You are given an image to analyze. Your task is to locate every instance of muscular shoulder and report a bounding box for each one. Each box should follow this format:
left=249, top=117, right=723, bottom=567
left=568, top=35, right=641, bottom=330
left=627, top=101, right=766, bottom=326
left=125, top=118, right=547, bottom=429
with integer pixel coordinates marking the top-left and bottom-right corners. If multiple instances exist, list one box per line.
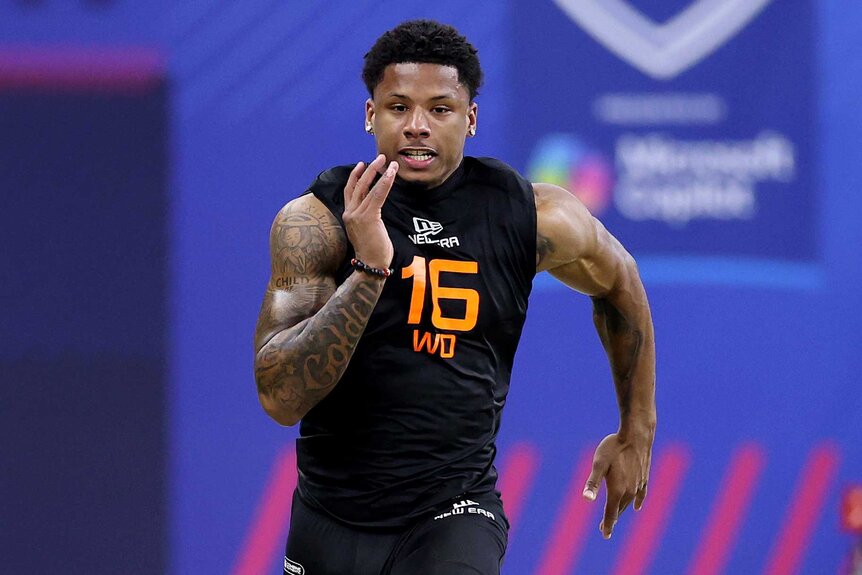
left=534, top=182, right=598, bottom=273
left=269, top=194, right=346, bottom=278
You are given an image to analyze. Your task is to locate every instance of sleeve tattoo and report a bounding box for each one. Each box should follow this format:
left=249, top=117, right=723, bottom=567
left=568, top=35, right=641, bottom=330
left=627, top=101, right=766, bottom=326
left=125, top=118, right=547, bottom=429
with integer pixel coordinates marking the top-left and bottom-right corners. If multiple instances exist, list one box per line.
left=254, top=199, right=385, bottom=422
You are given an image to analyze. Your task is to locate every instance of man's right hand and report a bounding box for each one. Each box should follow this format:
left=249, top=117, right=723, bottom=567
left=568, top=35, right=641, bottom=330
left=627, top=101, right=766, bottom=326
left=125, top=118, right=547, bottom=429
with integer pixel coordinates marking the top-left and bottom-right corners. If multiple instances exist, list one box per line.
left=342, top=154, right=399, bottom=270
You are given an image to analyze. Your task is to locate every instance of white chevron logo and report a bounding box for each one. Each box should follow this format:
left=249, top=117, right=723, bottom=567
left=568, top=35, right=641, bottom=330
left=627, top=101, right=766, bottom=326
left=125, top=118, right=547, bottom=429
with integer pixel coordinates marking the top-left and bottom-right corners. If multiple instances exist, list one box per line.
left=552, top=0, right=774, bottom=79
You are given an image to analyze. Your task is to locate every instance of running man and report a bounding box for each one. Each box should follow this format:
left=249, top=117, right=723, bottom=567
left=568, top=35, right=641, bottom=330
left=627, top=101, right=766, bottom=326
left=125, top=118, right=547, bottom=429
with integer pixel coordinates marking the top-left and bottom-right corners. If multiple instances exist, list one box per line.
left=254, top=19, right=656, bottom=575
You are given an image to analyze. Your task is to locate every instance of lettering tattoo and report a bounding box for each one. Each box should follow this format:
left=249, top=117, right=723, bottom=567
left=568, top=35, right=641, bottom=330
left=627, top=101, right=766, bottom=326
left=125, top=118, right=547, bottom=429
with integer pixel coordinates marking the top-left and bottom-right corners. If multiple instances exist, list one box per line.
left=256, top=277, right=382, bottom=419
left=254, top=197, right=385, bottom=422
left=275, top=276, right=310, bottom=288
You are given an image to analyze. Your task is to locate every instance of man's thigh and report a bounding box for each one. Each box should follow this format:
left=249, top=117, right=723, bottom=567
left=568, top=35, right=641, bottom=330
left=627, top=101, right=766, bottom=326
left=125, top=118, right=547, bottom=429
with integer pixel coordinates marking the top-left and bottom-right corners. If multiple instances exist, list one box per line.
left=386, top=495, right=509, bottom=575
left=284, top=492, right=399, bottom=575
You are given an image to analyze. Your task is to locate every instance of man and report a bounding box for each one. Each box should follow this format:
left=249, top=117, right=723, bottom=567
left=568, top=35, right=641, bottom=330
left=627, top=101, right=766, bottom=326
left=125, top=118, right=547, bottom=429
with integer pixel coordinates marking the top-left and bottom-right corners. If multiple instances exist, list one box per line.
left=254, top=19, right=655, bottom=575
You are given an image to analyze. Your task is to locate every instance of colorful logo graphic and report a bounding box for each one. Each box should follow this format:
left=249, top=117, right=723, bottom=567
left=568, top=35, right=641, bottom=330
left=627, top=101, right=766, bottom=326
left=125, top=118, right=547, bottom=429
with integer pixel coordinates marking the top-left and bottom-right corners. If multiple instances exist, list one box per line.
left=526, top=134, right=614, bottom=215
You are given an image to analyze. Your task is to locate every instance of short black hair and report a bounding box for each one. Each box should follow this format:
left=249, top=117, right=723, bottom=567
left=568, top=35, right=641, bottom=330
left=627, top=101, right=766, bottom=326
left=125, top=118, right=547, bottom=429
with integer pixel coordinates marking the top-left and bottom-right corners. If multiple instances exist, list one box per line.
left=362, top=20, right=484, bottom=101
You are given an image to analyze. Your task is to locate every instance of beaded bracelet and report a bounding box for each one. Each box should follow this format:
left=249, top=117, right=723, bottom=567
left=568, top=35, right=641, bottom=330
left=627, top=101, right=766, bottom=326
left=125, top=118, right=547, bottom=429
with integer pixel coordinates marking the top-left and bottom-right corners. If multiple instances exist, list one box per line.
left=350, top=258, right=392, bottom=278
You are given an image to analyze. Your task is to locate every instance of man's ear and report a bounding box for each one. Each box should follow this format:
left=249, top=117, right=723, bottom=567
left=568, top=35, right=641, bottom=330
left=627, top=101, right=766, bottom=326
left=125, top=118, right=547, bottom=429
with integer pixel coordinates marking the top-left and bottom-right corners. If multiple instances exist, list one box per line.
left=365, top=98, right=375, bottom=132
left=467, top=101, right=478, bottom=136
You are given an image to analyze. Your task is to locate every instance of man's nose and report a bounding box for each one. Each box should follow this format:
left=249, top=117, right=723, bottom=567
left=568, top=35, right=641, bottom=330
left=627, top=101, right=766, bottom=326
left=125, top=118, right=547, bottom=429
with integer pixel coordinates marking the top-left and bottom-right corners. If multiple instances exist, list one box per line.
left=403, top=109, right=430, bottom=139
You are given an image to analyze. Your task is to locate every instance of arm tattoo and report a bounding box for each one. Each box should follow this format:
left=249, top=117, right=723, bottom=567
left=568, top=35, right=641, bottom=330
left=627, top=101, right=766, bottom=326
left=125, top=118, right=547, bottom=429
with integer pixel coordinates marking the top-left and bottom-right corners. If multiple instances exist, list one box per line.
left=272, top=203, right=343, bottom=276
left=536, top=230, right=556, bottom=268
left=255, top=276, right=382, bottom=419
left=254, top=198, right=383, bottom=422
left=592, top=297, right=643, bottom=414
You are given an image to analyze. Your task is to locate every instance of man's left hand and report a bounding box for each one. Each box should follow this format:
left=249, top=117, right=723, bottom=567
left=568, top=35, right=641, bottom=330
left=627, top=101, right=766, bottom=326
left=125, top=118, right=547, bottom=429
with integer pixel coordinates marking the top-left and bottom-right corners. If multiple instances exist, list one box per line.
left=582, top=432, right=653, bottom=539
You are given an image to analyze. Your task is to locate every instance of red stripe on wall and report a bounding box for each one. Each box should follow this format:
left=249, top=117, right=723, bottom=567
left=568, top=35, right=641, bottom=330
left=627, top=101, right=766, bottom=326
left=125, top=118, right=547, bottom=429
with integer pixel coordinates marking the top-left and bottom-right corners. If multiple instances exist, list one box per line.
left=0, top=46, right=163, bottom=92
left=611, top=444, right=690, bottom=575
left=497, top=441, right=540, bottom=539
left=763, top=443, right=841, bottom=575
left=231, top=446, right=298, bottom=575
left=532, top=450, right=597, bottom=575
left=687, top=443, right=766, bottom=575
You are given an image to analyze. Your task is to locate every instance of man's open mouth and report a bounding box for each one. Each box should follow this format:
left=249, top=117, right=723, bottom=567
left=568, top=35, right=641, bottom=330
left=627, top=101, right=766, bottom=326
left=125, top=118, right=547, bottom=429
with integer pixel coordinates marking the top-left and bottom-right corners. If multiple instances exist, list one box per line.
left=400, top=149, right=437, bottom=162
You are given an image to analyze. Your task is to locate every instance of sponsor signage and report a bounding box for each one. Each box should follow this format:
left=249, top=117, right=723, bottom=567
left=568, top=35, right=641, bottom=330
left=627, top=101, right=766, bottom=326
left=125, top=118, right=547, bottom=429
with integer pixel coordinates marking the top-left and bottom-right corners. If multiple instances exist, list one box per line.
left=514, top=0, right=817, bottom=261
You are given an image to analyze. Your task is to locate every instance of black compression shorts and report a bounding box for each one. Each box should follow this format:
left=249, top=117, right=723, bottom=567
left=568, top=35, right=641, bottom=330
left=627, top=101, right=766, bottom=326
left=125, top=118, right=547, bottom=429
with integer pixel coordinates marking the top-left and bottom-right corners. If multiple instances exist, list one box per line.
left=284, top=490, right=509, bottom=575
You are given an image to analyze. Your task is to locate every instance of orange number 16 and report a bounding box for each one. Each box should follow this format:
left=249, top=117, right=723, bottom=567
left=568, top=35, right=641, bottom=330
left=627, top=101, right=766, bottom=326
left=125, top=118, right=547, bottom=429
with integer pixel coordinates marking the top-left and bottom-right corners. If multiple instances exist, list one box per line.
left=401, top=256, right=480, bottom=332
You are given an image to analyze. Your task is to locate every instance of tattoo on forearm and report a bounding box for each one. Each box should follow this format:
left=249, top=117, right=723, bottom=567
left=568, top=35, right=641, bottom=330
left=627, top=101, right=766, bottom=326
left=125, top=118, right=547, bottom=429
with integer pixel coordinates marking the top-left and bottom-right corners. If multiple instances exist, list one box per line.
left=593, top=298, right=643, bottom=411
left=256, top=276, right=382, bottom=418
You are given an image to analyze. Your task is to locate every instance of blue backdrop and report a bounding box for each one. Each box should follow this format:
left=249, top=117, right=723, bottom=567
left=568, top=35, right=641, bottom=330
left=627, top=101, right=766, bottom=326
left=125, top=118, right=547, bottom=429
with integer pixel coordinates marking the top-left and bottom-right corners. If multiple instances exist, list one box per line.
left=2, top=1, right=861, bottom=574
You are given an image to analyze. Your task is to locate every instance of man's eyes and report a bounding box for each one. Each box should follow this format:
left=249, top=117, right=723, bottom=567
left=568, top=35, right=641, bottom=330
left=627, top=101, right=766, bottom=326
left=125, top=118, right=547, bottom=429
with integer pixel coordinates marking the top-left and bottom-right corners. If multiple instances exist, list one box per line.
left=388, top=105, right=452, bottom=113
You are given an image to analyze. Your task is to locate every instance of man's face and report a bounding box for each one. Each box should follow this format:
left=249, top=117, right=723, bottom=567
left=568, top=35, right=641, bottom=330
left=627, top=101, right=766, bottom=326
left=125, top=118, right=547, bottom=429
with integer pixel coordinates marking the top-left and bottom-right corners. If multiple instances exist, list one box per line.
left=366, top=63, right=477, bottom=189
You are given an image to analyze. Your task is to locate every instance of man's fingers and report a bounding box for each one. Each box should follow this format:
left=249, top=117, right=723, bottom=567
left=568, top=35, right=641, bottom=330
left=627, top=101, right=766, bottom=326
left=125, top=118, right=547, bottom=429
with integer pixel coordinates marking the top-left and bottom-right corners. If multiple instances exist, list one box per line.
left=600, top=495, right=621, bottom=539
left=634, top=483, right=648, bottom=511
left=360, top=161, right=398, bottom=211
left=354, top=154, right=387, bottom=206
left=344, top=161, right=365, bottom=210
left=583, top=457, right=610, bottom=502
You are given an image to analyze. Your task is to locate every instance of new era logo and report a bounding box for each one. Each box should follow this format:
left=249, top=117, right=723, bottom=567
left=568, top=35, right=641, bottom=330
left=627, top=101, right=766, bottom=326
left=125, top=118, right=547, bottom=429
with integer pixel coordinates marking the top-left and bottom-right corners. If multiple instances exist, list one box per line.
left=553, top=0, right=774, bottom=79
left=413, top=217, right=443, bottom=236
left=408, top=217, right=460, bottom=248
left=284, top=557, right=304, bottom=575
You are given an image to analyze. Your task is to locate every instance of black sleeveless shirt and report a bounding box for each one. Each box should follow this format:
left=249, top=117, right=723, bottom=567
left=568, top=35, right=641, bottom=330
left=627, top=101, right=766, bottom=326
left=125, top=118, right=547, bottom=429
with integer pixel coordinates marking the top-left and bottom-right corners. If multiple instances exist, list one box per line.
left=298, top=156, right=536, bottom=527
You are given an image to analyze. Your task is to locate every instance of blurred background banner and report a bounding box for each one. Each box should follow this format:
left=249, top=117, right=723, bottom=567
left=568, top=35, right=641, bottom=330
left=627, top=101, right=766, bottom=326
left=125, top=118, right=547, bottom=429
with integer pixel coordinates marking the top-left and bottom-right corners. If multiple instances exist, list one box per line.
left=515, top=0, right=817, bottom=266
left=2, top=1, right=861, bottom=574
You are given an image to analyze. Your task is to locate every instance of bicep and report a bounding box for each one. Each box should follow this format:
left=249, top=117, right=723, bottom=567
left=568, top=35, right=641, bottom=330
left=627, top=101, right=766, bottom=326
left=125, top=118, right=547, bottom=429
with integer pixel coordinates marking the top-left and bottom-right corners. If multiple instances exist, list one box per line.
left=535, top=183, right=631, bottom=297
left=254, top=195, right=346, bottom=351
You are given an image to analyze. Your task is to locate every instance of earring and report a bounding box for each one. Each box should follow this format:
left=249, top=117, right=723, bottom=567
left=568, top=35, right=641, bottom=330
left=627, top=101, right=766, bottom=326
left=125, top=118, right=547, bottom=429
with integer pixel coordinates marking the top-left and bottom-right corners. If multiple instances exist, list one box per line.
left=468, top=126, right=476, bottom=136
left=365, top=124, right=374, bottom=134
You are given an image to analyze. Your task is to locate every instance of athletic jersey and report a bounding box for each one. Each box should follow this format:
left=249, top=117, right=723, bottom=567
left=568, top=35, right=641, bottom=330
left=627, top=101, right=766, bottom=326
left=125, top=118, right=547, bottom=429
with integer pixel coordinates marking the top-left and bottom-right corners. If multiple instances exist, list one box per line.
left=298, top=156, right=536, bottom=527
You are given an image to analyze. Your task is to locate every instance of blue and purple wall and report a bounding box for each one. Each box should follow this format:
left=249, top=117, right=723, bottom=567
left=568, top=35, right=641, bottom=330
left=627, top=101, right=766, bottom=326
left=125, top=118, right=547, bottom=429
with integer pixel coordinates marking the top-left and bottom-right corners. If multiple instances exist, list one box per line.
left=2, top=2, right=860, bottom=573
